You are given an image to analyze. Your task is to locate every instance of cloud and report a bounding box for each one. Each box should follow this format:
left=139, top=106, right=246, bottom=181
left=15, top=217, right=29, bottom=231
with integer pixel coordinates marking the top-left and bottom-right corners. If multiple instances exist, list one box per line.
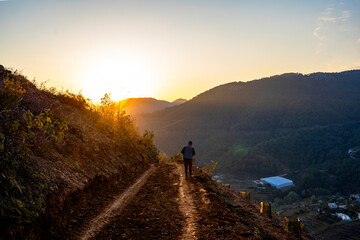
left=313, top=6, right=351, bottom=41
left=313, top=26, right=324, bottom=41
left=357, top=38, right=360, bottom=43
left=319, top=10, right=350, bottom=23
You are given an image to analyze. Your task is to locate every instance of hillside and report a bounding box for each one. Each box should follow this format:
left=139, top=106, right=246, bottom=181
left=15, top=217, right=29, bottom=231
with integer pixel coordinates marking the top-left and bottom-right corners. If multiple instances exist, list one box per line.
left=119, top=97, right=185, bottom=115
left=173, top=98, right=188, bottom=104
left=0, top=65, right=313, bottom=239
left=136, top=70, right=360, bottom=194
left=0, top=65, right=158, bottom=238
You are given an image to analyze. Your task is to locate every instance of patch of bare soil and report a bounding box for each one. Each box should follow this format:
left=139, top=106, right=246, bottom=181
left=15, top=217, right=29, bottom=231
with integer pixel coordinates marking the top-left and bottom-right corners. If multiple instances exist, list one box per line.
left=189, top=168, right=255, bottom=240
left=58, top=164, right=149, bottom=240
left=79, top=165, right=156, bottom=240
left=94, top=163, right=185, bottom=239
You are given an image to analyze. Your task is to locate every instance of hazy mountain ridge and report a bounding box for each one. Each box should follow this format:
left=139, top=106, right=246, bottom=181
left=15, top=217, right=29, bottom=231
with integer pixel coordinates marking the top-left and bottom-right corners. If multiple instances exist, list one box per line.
left=136, top=70, right=360, bottom=193
left=172, top=98, right=188, bottom=104
left=120, top=97, right=186, bottom=115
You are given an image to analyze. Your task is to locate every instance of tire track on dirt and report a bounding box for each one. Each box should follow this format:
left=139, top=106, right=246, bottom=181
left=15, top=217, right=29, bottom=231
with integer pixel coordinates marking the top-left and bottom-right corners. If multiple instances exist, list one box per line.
left=176, top=164, right=198, bottom=239
left=79, top=165, right=156, bottom=240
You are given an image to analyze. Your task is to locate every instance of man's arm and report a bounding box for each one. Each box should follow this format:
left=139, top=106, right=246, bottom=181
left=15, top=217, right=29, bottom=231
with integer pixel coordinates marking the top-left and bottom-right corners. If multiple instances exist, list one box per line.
left=181, top=147, right=185, bottom=155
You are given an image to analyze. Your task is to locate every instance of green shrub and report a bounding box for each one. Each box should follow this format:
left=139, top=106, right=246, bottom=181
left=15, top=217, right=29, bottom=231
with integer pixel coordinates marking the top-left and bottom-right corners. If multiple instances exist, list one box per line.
left=0, top=77, right=26, bottom=110
left=23, top=108, right=68, bottom=143
left=202, top=160, right=218, bottom=177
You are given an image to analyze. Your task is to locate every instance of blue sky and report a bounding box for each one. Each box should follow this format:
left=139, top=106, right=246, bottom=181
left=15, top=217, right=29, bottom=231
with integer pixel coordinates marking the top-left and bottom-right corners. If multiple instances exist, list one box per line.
left=1, top=0, right=359, bottom=101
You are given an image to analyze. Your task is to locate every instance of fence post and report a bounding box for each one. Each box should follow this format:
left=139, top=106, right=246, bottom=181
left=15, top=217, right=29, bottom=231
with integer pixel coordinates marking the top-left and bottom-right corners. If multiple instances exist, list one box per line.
left=260, top=202, right=272, bottom=218
left=240, top=191, right=250, bottom=200
left=284, top=217, right=302, bottom=238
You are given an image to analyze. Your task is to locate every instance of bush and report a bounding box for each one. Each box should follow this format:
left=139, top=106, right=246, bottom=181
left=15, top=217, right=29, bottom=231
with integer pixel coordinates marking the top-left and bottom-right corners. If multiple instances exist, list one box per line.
left=169, top=153, right=183, bottom=162
left=202, top=160, right=218, bottom=177
left=284, top=191, right=299, bottom=204
left=0, top=107, right=67, bottom=223
left=0, top=77, right=26, bottom=110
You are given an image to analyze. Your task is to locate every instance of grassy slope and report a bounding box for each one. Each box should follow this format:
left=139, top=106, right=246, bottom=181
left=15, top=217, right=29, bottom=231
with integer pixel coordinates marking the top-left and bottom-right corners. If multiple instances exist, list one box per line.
left=0, top=65, right=158, bottom=238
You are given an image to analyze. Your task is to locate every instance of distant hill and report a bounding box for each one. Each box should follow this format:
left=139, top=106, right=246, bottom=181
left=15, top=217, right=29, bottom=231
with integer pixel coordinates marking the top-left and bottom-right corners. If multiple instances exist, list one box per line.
left=172, top=98, right=188, bottom=104
left=136, top=70, right=360, bottom=194
left=120, top=97, right=185, bottom=115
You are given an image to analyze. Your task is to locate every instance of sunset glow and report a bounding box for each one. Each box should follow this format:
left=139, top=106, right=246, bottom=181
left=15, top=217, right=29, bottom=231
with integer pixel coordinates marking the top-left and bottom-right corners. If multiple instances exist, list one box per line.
left=0, top=0, right=360, bottom=101
left=79, top=52, right=156, bottom=101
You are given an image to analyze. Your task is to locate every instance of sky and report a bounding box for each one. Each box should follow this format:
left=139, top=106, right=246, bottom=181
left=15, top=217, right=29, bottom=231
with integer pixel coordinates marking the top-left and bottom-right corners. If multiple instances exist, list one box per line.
left=1, top=0, right=360, bottom=102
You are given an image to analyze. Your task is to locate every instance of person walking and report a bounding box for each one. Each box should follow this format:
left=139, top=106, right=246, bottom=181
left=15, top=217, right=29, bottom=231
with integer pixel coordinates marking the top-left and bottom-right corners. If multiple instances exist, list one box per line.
left=181, top=141, right=195, bottom=179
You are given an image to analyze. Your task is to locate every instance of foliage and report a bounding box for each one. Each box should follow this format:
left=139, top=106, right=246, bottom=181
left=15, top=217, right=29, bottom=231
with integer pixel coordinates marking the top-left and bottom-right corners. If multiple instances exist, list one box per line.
left=0, top=77, right=26, bottom=110
left=57, top=90, right=90, bottom=110
left=0, top=75, right=63, bottom=222
left=330, top=157, right=360, bottom=193
left=23, top=109, right=68, bottom=143
left=0, top=107, right=67, bottom=222
left=158, top=152, right=168, bottom=162
left=283, top=191, right=299, bottom=204
left=169, top=153, right=183, bottom=162
left=202, top=160, right=218, bottom=177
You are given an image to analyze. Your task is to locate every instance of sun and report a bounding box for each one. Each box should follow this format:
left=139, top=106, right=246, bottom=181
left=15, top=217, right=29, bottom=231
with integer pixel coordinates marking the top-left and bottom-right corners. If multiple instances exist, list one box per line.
left=80, top=52, right=156, bottom=102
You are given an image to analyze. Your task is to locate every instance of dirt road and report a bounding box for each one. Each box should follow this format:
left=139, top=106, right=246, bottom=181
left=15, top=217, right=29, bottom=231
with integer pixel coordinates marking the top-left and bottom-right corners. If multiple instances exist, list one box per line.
left=67, top=162, right=309, bottom=240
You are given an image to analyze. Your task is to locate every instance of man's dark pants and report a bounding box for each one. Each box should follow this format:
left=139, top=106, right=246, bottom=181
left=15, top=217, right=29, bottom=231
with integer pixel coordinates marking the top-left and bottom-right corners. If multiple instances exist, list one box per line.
left=184, top=158, right=192, bottom=177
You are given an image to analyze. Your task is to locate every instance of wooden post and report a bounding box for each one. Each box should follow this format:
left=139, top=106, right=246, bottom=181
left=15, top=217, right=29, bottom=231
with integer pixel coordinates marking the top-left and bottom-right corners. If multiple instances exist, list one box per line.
left=284, top=217, right=302, bottom=238
left=260, top=202, right=272, bottom=218
left=240, top=191, right=250, bottom=200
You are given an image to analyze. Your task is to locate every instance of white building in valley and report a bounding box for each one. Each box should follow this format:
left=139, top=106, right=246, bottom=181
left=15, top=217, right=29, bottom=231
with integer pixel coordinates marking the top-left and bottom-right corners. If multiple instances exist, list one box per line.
left=335, top=213, right=352, bottom=222
left=260, top=176, right=294, bottom=189
left=328, top=203, right=338, bottom=209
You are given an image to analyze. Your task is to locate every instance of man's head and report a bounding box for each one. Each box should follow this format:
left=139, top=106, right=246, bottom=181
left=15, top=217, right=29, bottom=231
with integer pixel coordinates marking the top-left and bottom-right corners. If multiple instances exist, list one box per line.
left=188, top=141, right=192, bottom=145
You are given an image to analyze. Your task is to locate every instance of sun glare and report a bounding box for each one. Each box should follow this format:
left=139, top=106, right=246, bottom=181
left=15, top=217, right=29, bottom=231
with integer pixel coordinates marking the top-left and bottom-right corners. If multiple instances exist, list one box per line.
left=80, top=53, right=156, bottom=102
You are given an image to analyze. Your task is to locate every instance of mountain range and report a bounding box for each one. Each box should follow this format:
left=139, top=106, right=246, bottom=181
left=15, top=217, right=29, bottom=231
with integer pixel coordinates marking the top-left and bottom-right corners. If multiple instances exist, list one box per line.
left=136, top=70, right=360, bottom=194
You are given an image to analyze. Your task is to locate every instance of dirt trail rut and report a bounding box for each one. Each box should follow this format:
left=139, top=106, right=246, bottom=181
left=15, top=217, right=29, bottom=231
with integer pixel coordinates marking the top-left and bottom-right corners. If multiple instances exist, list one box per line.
left=176, top=164, right=198, bottom=239
left=79, top=165, right=156, bottom=240
left=92, top=163, right=184, bottom=239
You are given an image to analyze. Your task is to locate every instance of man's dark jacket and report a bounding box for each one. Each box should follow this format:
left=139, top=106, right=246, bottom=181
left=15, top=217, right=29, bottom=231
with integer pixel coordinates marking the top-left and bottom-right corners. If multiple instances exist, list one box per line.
left=181, top=145, right=195, bottom=160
